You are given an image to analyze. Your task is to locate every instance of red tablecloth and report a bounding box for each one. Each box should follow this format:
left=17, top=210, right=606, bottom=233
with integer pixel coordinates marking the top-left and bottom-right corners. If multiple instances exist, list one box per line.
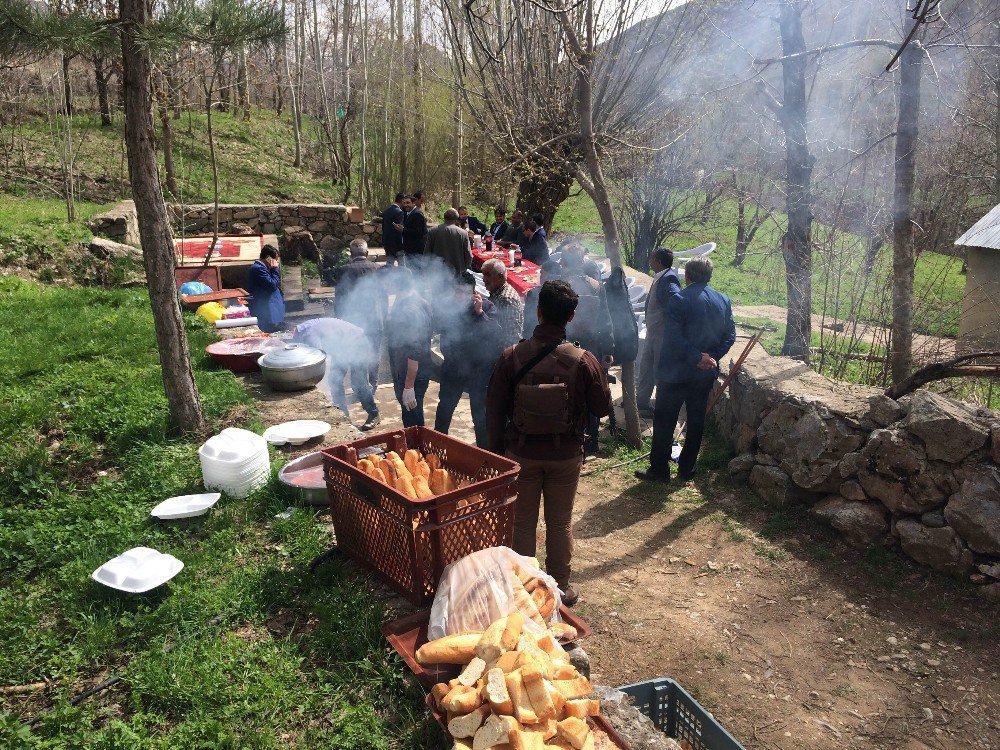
left=471, top=248, right=540, bottom=297
left=175, top=236, right=263, bottom=261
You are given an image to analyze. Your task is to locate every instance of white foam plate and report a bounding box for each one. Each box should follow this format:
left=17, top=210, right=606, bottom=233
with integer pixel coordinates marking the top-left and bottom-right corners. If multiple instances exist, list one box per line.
left=264, top=420, right=331, bottom=446
left=150, top=493, right=221, bottom=520
left=92, top=547, right=184, bottom=593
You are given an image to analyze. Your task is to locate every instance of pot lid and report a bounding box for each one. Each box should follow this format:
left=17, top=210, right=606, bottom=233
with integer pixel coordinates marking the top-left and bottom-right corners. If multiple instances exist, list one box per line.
left=258, top=343, right=326, bottom=369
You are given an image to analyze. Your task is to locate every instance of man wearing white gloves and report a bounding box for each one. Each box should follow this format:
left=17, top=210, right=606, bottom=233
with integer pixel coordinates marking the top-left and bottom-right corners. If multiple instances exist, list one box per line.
left=386, top=268, right=434, bottom=426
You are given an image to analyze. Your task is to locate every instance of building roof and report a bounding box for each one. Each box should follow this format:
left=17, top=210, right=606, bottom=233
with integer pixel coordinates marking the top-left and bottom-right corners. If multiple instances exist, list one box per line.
left=955, top=203, right=1000, bottom=250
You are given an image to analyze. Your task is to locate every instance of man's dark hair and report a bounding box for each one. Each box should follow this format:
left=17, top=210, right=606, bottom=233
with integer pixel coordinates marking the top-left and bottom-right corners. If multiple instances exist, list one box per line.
left=525, top=220, right=539, bottom=232
left=495, top=206, right=507, bottom=215
left=530, top=212, right=545, bottom=226
left=394, top=192, right=405, bottom=202
left=458, top=205, right=468, bottom=212
left=402, top=193, right=414, bottom=202
left=685, top=256, right=714, bottom=284
left=261, top=244, right=279, bottom=260
left=540, top=260, right=562, bottom=277
left=652, top=247, right=674, bottom=268
left=538, top=280, right=578, bottom=327
left=413, top=190, right=425, bottom=201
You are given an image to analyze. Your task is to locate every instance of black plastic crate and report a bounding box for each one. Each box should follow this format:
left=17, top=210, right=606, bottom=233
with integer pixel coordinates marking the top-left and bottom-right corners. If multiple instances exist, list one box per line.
left=619, top=678, right=745, bottom=750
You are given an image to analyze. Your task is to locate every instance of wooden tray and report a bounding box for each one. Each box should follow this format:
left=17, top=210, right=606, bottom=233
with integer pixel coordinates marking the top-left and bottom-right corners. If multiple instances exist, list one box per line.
left=381, top=606, right=592, bottom=690
left=180, top=288, right=248, bottom=307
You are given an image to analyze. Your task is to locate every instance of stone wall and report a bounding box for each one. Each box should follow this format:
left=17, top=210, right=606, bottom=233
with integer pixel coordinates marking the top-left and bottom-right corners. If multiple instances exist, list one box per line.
left=87, top=200, right=140, bottom=247
left=715, top=344, right=1000, bottom=581
left=167, top=203, right=383, bottom=252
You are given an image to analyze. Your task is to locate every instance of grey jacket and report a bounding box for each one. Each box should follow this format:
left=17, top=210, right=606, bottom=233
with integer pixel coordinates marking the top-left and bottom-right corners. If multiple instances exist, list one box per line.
left=425, top=222, right=473, bottom=276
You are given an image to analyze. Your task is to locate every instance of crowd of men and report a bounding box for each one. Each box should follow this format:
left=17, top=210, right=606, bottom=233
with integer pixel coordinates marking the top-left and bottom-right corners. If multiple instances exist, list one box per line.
left=248, top=196, right=736, bottom=606
left=381, top=194, right=553, bottom=270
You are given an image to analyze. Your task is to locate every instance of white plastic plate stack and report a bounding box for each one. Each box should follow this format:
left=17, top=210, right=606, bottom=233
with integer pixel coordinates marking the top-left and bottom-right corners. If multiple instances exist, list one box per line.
left=199, top=427, right=270, bottom=498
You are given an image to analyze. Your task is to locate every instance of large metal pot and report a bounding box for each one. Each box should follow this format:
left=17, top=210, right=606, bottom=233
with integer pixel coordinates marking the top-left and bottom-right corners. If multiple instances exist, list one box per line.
left=257, top=344, right=326, bottom=391
left=278, top=451, right=328, bottom=505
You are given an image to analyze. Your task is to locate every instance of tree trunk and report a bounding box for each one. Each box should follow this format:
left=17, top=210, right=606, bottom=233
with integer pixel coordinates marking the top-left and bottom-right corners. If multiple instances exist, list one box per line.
left=560, top=0, right=641, bottom=449
left=236, top=46, right=251, bottom=122
left=734, top=195, right=748, bottom=266
left=94, top=56, right=112, bottom=126
left=396, top=0, right=408, bottom=189
left=120, top=0, right=204, bottom=435
left=62, top=53, right=74, bottom=116
left=515, top=167, right=573, bottom=230
left=889, top=19, right=922, bottom=385
left=157, top=95, right=177, bottom=196
left=281, top=0, right=302, bottom=168
left=412, top=0, right=425, bottom=186
left=777, top=0, right=814, bottom=361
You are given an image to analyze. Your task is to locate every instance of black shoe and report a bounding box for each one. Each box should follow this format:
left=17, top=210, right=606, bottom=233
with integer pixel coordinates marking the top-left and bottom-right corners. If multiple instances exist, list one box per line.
left=359, top=413, right=381, bottom=432
left=634, top=469, right=670, bottom=483
left=676, top=469, right=696, bottom=481
left=561, top=585, right=579, bottom=607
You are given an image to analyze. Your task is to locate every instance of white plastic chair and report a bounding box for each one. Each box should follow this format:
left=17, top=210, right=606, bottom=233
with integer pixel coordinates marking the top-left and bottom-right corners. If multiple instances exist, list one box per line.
left=628, top=285, right=646, bottom=304
left=673, top=242, right=716, bottom=278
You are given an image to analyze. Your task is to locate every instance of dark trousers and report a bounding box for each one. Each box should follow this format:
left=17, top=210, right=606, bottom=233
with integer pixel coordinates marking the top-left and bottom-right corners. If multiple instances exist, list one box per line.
left=393, top=376, right=430, bottom=427
left=364, top=331, right=382, bottom=390
left=648, top=377, right=712, bottom=478
left=434, top=366, right=489, bottom=447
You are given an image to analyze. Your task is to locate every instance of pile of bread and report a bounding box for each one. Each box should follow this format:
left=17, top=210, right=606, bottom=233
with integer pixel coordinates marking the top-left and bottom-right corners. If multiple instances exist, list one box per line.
left=355, top=449, right=461, bottom=501
left=416, top=611, right=612, bottom=750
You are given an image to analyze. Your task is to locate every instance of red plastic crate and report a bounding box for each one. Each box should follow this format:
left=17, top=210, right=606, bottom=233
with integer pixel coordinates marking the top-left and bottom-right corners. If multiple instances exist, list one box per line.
left=322, top=427, right=520, bottom=605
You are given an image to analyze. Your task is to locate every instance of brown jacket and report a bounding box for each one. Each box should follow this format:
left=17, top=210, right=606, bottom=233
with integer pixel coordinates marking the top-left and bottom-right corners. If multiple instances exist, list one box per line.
left=487, top=322, right=612, bottom=460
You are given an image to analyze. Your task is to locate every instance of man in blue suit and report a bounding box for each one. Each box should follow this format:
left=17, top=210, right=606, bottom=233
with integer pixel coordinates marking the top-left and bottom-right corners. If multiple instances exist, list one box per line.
left=635, top=257, right=735, bottom=482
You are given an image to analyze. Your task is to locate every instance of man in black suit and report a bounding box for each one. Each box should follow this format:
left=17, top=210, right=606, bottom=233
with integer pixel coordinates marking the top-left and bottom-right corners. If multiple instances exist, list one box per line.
left=396, top=192, right=427, bottom=266
left=380, top=192, right=405, bottom=266
left=458, top=206, right=488, bottom=236
left=489, top=208, right=509, bottom=241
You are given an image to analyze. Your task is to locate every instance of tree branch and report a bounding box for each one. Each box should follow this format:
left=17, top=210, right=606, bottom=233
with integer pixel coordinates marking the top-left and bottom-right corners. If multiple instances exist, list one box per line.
left=754, top=38, right=896, bottom=65
left=885, top=351, right=1000, bottom=399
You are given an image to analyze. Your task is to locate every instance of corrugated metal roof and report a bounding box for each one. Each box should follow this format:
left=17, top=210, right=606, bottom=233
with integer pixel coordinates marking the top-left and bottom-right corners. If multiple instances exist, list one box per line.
left=955, top=203, right=1000, bottom=250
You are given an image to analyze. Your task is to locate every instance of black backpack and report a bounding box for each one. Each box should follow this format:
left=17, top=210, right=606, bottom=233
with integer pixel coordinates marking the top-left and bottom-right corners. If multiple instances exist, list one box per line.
left=603, top=266, right=639, bottom=363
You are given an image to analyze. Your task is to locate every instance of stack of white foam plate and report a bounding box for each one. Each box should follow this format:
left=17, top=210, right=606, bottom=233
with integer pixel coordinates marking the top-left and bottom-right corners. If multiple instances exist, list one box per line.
left=262, top=420, right=331, bottom=446
left=199, top=428, right=270, bottom=498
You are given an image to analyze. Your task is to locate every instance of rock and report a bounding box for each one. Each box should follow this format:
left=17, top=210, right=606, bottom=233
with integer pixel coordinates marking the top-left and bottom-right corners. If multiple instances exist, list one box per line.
left=839, top=451, right=864, bottom=478
left=347, top=206, right=365, bottom=223
left=811, top=496, right=888, bottom=547
left=87, top=236, right=142, bottom=260
left=232, top=207, right=256, bottom=220
left=990, top=425, right=1000, bottom=465
left=728, top=453, right=756, bottom=482
left=757, top=400, right=864, bottom=492
left=944, top=468, right=1000, bottom=554
left=858, top=429, right=956, bottom=514
left=749, top=465, right=799, bottom=507
left=920, top=509, right=946, bottom=528
left=869, top=394, right=906, bottom=427
left=979, top=562, right=1000, bottom=579
left=896, top=519, right=973, bottom=574
left=87, top=199, right=140, bottom=245
left=902, top=390, right=989, bottom=463
left=281, top=227, right=318, bottom=265
left=319, top=235, right=342, bottom=253
left=231, top=221, right=255, bottom=235
left=840, top=480, right=866, bottom=501
left=734, top=423, right=757, bottom=454
left=755, top=452, right=779, bottom=466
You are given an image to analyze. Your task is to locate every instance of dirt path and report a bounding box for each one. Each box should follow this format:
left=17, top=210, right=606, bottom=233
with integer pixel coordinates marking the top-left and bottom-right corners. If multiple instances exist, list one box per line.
left=567, top=465, right=998, bottom=750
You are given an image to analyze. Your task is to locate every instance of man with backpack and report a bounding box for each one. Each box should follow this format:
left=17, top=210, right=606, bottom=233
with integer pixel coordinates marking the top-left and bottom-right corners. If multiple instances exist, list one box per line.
left=486, top=280, right=612, bottom=606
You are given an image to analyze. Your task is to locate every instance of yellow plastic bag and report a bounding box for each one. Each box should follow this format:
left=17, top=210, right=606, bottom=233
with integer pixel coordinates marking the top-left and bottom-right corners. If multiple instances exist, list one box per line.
left=196, top=302, right=225, bottom=323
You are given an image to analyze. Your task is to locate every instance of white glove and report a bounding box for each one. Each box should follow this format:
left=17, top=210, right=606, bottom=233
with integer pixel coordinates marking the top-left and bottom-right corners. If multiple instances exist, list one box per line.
left=402, top=387, right=417, bottom=410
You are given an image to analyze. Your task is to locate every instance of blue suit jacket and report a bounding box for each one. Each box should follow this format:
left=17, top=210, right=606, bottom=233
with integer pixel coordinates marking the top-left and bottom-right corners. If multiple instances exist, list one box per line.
left=246, top=260, right=285, bottom=333
left=657, top=281, right=736, bottom=384
left=381, top=203, right=404, bottom=252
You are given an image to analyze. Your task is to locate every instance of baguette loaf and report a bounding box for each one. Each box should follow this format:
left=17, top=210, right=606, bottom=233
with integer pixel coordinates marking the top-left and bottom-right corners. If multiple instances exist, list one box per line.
left=476, top=616, right=508, bottom=663
left=505, top=670, right=538, bottom=725
left=556, top=717, right=589, bottom=749
left=442, top=684, right=482, bottom=714
left=500, top=612, right=525, bottom=651
left=416, top=632, right=483, bottom=665
left=547, top=622, right=577, bottom=642
left=562, top=699, right=600, bottom=719
left=473, top=714, right=516, bottom=750
left=552, top=676, right=592, bottom=700
left=404, top=449, right=422, bottom=475
left=448, top=705, right=490, bottom=738
left=508, top=725, right=545, bottom=750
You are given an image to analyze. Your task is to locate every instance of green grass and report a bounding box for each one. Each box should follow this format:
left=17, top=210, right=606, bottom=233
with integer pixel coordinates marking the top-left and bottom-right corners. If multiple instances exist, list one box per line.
left=0, top=278, right=433, bottom=749
left=554, top=186, right=966, bottom=338
left=5, top=108, right=344, bottom=206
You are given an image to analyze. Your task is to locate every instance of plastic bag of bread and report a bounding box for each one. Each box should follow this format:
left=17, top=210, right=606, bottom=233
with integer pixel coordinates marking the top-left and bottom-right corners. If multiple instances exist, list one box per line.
left=428, top=546, right=563, bottom=640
